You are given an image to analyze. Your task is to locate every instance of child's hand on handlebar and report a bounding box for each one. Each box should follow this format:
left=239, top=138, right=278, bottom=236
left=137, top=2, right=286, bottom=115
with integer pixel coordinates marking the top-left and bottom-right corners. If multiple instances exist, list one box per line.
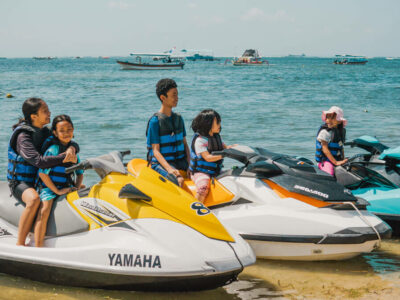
left=336, top=159, right=349, bottom=166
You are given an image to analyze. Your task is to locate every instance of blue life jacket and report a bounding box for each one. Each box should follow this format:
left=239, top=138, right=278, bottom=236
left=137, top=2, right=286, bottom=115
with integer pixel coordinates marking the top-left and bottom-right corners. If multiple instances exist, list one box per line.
left=7, top=124, right=44, bottom=184
left=189, top=133, right=224, bottom=176
left=315, top=124, right=346, bottom=163
left=39, top=142, right=75, bottom=189
left=146, top=112, right=186, bottom=164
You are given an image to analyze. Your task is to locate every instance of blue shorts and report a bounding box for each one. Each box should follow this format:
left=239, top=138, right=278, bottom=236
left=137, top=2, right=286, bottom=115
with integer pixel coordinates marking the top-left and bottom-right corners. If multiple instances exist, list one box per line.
left=39, top=187, right=57, bottom=202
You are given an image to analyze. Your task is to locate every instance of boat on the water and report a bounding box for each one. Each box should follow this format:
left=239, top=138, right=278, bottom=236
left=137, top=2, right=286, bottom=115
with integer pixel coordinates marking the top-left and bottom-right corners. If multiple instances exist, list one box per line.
left=117, top=53, right=184, bottom=70
left=232, top=49, right=268, bottom=66
left=33, top=57, right=57, bottom=60
left=333, top=55, right=368, bottom=65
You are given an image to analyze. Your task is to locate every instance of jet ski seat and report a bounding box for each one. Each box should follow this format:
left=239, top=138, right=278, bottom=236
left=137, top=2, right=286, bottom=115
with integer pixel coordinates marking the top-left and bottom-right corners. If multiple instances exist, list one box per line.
left=335, top=166, right=363, bottom=186
left=127, top=158, right=147, bottom=176
left=182, top=179, right=235, bottom=208
left=127, top=159, right=235, bottom=208
left=0, top=182, right=89, bottom=237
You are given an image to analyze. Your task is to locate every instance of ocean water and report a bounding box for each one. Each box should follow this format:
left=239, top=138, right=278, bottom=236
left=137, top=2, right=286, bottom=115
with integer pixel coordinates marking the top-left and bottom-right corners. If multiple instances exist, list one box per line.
left=1, top=57, right=400, bottom=298
left=1, top=57, right=399, bottom=182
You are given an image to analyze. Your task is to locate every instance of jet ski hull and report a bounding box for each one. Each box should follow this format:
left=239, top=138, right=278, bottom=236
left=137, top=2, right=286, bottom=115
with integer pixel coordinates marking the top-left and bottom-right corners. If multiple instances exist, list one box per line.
left=245, top=240, right=378, bottom=261
left=211, top=176, right=391, bottom=261
left=0, top=217, right=253, bottom=290
left=0, top=258, right=240, bottom=291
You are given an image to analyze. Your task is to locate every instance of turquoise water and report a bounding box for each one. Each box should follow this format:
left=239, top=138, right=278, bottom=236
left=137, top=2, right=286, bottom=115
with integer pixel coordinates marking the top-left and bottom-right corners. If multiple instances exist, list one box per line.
left=1, top=57, right=400, bottom=298
left=1, top=57, right=400, bottom=183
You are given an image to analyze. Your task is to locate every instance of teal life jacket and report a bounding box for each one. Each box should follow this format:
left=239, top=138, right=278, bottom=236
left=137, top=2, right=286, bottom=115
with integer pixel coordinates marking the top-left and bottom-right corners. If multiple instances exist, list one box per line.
left=315, top=124, right=346, bottom=163
left=189, top=133, right=224, bottom=176
left=146, top=112, right=186, bottom=164
left=7, top=124, right=44, bottom=184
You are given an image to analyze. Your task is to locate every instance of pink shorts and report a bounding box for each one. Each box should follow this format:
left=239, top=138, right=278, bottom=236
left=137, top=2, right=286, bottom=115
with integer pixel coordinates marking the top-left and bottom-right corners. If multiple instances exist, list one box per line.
left=318, top=161, right=335, bottom=176
left=191, top=172, right=211, bottom=197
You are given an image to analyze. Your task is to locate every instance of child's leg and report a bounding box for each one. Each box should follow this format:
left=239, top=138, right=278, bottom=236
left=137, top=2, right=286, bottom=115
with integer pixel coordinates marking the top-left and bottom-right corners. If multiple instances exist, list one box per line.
left=34, top=198, right=54, bottom=247
left=318, top=161, right=335, bottom=176
left=191, top=173, right=211, bottom=203
left=34, top=188, right=56, bottom=247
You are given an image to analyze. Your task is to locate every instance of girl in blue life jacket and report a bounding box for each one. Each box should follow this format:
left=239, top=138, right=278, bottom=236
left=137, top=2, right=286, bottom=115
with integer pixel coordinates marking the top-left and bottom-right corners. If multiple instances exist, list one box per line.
left=35, top=115, right=84, bottom=247
left=7, top=98, right=78, bottom=247
left=189, top=109, right=236, bottom=203
left=315, top=106, right=348, bottom=176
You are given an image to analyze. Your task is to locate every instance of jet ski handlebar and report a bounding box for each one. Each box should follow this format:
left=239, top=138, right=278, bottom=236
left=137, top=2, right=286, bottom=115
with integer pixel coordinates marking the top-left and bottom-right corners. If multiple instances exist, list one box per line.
left=212, top=148, right=256, bottom=165
left=65, top=161, right=91, bottom=174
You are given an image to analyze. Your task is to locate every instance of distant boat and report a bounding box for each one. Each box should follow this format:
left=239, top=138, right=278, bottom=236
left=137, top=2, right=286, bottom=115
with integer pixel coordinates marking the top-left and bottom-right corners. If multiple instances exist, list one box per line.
left=288, top=54, right=306, bottom=57
left=232, top=49, right=268, bottom=66
left=183, top=49, right=214, bottom=61
left=333, top=55, right=368, bottom=65
left=33, top=56, right=57, bottom=60
left=386, top=57, right=399, bottom=60
left=117, top=53, right=184, bottom=70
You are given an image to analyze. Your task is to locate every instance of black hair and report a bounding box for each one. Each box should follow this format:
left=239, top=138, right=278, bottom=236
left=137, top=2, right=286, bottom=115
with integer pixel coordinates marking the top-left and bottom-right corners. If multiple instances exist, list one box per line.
left=156, top=78, right=177, bottom=101
left=191, top=109, right=221, bottom=137
left=52, top=114, right=74, bottom=132
left=13, top=97, right=44, bottom=130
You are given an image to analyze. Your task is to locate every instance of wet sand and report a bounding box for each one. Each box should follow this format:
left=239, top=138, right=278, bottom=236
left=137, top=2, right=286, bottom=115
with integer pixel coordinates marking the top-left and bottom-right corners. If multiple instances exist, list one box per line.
left=1, top=240, right=400, bottom=299
left=242, top=239, right=400, bottom=299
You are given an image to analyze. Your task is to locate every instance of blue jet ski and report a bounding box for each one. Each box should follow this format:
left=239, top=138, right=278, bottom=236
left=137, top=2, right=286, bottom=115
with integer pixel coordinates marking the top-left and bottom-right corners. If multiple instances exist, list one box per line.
left=334, top=135, right=400, bottom=234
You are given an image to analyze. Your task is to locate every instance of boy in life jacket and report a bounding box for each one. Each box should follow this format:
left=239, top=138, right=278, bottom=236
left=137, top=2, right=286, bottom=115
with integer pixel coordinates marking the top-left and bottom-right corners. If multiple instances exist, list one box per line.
left=146, top=79, right=190, bottom=186
left=35, top=115, right=84, bottom=247
left=315, top=106, right=348, bottom=176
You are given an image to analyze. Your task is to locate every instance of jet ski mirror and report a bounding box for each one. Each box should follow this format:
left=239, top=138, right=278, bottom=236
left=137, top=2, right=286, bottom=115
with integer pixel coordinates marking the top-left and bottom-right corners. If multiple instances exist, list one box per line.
left=246, top=160, right=282, bottom=175
left=65, top=150, right=129, bottom=179
left=119, top=183, right=152, bottom=202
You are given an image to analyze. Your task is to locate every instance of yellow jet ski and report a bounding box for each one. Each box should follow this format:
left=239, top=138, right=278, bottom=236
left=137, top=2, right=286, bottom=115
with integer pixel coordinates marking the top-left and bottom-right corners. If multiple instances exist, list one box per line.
left=0, top=151, right=255, bottom=291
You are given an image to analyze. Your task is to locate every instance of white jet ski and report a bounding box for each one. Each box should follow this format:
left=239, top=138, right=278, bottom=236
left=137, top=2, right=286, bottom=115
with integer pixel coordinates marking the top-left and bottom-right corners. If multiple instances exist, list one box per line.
left=203, top=146, right=392, bottom=260
left=0, top=151, right=255, bottom=290
left=128, top=146, right=391, bottom=261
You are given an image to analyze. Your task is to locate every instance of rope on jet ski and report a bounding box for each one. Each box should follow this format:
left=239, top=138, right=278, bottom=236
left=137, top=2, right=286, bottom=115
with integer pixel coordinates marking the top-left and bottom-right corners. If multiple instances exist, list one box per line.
left=227, top=242, right=243, bottom=283
left=344, top=201, right=382, bottom=249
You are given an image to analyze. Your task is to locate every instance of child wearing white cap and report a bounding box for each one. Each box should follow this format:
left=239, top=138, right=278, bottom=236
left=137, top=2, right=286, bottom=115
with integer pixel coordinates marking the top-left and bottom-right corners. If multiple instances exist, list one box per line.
left=315, top=106, right=348, bottom=176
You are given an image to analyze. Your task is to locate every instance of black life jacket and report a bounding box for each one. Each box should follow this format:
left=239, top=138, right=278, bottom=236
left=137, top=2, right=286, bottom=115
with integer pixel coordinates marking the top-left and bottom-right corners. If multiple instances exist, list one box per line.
left=315, top=124, right=346, bottom=163
left=189, top=133, right=224, bottom=176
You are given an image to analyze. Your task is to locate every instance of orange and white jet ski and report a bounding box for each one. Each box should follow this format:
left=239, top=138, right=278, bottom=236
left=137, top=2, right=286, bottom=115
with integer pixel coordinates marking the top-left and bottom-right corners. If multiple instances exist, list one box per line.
left=129, top=146, right=391, bottom=261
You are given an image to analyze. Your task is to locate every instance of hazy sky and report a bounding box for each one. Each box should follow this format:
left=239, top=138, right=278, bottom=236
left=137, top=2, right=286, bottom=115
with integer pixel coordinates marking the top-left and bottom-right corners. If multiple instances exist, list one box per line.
left=1, top=0, right=399, bottom=57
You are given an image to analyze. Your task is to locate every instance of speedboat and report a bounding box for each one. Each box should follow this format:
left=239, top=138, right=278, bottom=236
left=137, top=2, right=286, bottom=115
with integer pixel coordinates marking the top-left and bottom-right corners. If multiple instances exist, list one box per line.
left=335, top=135, right=400, bottom=234
left=0, top=151, right=255, bottom=290
left=117, top=53, right=184, bottom=70
left=128, top=146, right=391, bottom=261
left=232, top=49, right=268, bottom=66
